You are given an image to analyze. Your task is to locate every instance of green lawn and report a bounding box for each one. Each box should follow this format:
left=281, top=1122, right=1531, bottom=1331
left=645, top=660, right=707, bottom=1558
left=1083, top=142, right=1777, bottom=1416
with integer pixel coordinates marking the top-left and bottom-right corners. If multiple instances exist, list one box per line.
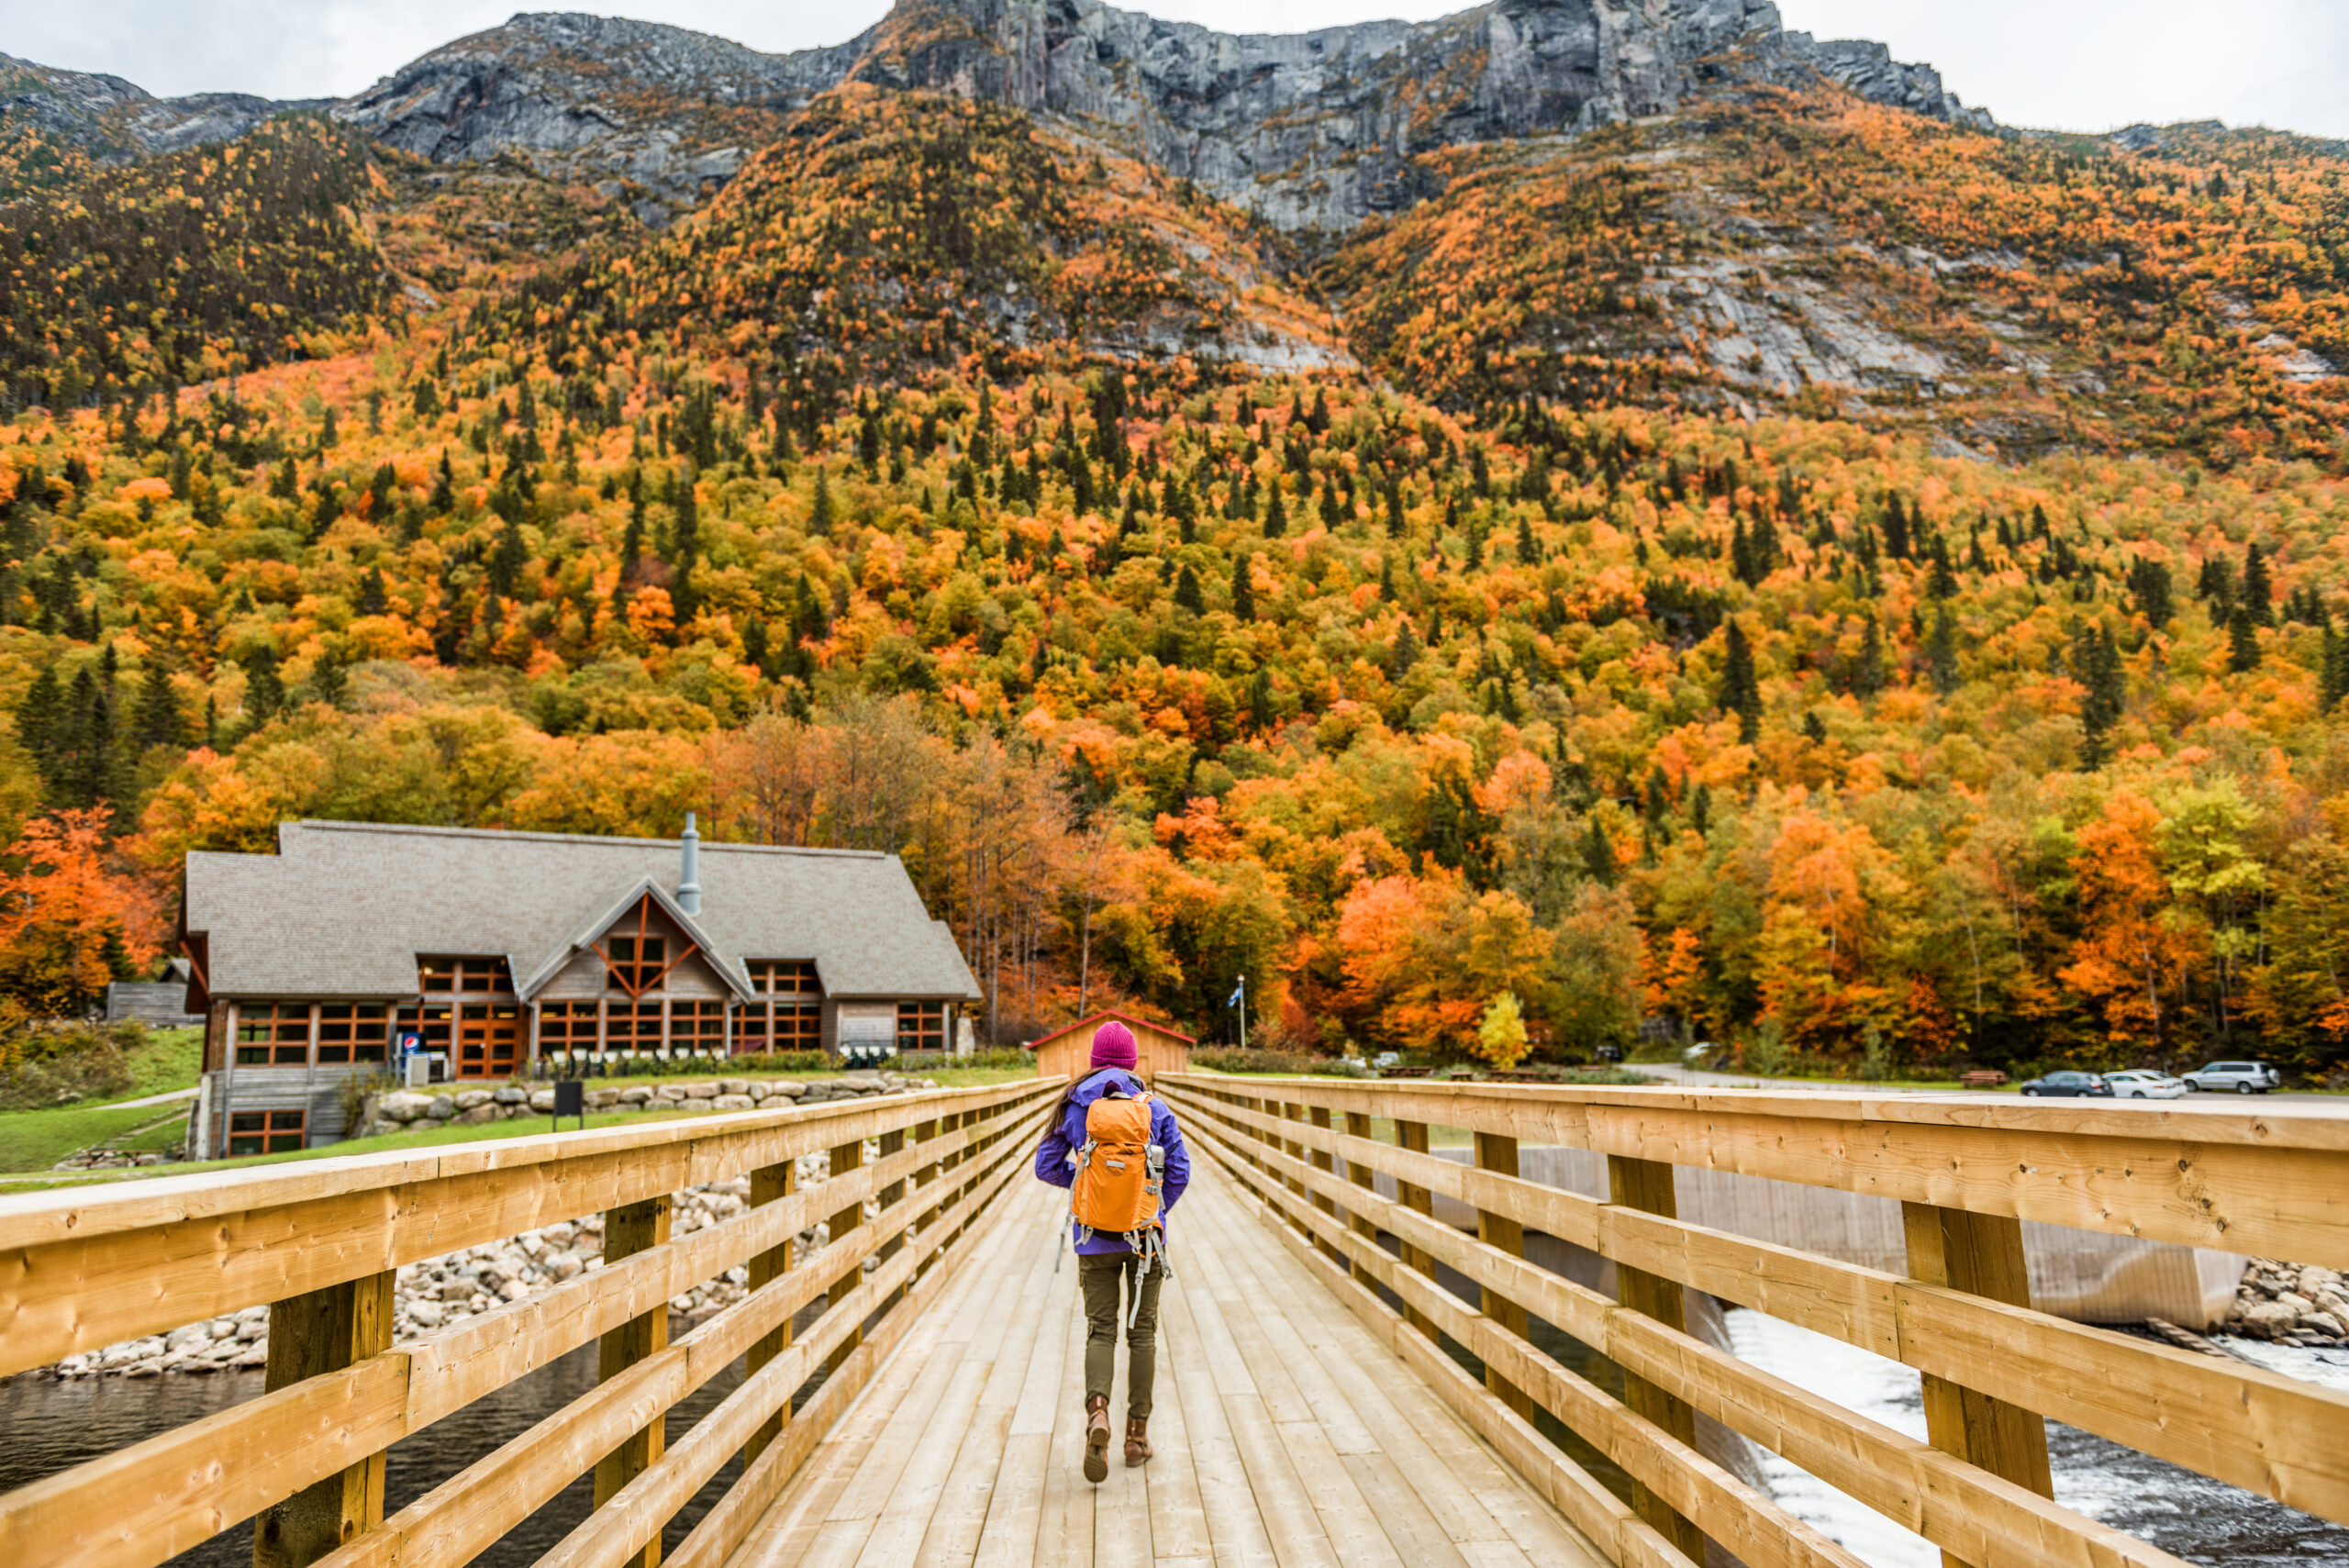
left=118, top=1028, right=205, bottom=1099
left=0, top=1065, right=1050, bottom=1193
left=0, top=1101, right=192, bottom=1175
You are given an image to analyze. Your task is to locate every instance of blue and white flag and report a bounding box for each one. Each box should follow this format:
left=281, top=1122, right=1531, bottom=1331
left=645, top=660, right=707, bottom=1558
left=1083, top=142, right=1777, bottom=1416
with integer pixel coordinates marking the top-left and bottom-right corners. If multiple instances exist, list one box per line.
left=1228, top=982, right=1244, bottom=1007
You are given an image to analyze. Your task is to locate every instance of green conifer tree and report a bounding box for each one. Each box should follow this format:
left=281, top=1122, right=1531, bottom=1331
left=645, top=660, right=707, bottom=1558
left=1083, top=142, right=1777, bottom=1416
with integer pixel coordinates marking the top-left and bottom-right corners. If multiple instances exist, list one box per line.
left=1719, top=618, right=1762, bottom=741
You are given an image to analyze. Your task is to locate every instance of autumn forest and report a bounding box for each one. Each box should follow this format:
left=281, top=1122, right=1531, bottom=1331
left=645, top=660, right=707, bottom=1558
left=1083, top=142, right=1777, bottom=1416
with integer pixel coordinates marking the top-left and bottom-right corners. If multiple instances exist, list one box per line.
left=3, top=65, right=2349, bottom=1083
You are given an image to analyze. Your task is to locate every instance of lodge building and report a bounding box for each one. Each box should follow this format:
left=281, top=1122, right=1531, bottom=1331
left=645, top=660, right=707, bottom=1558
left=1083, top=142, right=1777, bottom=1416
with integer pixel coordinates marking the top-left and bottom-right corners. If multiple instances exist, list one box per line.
left=180, top=818, right=983, bottom=1157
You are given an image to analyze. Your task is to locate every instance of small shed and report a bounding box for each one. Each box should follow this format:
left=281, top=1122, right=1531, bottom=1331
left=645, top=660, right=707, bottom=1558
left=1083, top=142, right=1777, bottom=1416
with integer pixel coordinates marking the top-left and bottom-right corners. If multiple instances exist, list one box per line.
left=1029, top=1010, right=1195, bottom=1083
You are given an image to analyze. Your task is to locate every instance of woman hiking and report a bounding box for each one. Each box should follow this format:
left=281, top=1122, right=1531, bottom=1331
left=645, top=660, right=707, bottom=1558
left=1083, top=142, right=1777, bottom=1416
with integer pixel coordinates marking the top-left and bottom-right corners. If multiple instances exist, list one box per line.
left=1034, top=1018, right=1190, bottom=1484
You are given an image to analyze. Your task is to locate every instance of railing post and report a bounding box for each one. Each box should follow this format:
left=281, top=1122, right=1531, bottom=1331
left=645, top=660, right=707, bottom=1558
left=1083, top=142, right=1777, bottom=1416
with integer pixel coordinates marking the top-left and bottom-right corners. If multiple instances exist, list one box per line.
left=826, top=1134, right=866, bottom=1374
left=1902, top=1201, right=2055, bottom=1568
left=875, top=1127, right=907, bottom=1308
left=595, top=1194, right=673, bottom=1568
left=1394, top=1118, right=1438, bottom=1340
left=1608, top=1154, right=1706, bottom=1562
left=1343, top=1109, right=1379, bottom=1283
left=1472, top=1130, right=1538, bottom=1425
left=251, top=1270, right=394, bottom=1568
left=911, top=1114, right=943, bottom=1275
left=741, top=1157, right=796, bottom=1468
left=1307, top=1104, right=1346, bottom=1264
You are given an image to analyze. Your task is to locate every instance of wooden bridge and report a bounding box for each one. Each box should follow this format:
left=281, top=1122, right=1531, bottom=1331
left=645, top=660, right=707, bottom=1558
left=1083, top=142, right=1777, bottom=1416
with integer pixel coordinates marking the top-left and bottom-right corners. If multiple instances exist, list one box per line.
left=0, top=1072, right=2343, bottom=1568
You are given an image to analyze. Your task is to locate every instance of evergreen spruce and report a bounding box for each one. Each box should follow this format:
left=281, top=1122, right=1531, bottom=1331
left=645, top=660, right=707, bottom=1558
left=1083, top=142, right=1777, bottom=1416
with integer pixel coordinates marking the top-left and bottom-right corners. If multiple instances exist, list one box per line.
left=2228, top=606, right=2263, bottom=673
left=1387, top=618, right=1419, bottom=681
left=2243, top=543, right=2275, bottom=626
left=1264, top=484, right=1287, bottom=539
left=1853, top=616, right=1887, bottom=697
left=1719, top=618, right=1762, bottom=741
left=1927, top=606, right=1959, bottom=695
left=1174, top=564, right=1205, bottom=615
left=2322, top=628, right=2349, bottom=712
left=1230, top=556, right=1255, bottom=622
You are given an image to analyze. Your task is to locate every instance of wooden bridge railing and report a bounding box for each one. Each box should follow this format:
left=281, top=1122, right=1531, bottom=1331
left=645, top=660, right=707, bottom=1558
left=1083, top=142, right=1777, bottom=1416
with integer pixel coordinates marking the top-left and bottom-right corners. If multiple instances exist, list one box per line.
left=1159, top=1073, right=2349, bottom=1568
left=0, top=1075, right=1062, bottom=1568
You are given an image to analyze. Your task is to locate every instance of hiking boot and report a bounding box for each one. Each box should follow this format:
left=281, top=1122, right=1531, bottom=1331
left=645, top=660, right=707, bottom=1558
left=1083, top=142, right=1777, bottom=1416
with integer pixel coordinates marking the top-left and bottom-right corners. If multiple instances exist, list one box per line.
left=1124, top=1417, right=1152, bottom=1467
left=1083, top=1396, right=1112, bottom=1484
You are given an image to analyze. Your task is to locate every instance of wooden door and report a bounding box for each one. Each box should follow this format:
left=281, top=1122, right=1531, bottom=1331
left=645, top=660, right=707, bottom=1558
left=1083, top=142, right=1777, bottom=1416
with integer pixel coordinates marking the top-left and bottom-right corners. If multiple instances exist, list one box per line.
left=457, top=1005, right=523, bottom=1079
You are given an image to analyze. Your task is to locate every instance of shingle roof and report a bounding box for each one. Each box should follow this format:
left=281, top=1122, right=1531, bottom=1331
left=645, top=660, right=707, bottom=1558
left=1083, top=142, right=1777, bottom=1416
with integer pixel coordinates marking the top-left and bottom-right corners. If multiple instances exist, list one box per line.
left=184, top=821, right=983, bottom=1004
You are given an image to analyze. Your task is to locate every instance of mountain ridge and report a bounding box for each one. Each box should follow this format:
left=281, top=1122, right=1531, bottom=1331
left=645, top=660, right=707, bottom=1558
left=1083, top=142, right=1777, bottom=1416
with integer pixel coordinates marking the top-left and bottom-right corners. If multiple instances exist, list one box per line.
left=6, top=1, right=1990, bottom=227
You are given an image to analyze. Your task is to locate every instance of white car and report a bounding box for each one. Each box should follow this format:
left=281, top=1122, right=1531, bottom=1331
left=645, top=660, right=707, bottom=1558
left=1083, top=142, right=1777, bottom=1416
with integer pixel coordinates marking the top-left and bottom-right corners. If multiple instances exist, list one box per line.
left=2102, top=1070, right=2187, bottom=1100
left=2181, top=1061, right=2281, bottom=1095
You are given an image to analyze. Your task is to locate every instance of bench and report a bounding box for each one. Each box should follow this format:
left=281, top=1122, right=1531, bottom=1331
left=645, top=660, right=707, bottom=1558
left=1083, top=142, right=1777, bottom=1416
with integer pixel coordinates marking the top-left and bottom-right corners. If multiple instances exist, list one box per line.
left=1959, top=1069, right=2008, bottom=1087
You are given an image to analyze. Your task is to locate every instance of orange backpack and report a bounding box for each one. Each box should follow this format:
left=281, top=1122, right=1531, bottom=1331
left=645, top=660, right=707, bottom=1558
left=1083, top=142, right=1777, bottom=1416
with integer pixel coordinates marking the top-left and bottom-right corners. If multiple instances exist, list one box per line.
left=1071, top=1089, right=1163, bottom=1237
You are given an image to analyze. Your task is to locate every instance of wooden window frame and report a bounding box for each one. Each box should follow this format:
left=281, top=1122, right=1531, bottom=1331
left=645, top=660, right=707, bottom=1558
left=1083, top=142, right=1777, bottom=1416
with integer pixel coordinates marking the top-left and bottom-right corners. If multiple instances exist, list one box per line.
left=595, top=896, right=698, bottom=998
left=315, top=1004, right=390, bottom=1066
left=417, top=956, right=515, bottom=996
left=748, top=960, right=820, bottom=997
left=896, top=1001, right=946, bottom=1053
left=226, top=1107, right=306, bottom=1156
left=235, top=1004, right=315, bottom=1068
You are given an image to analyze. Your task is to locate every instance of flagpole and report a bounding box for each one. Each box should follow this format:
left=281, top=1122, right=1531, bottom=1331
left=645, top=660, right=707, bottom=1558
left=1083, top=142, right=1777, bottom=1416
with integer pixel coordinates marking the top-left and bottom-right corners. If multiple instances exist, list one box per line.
left=1238, top=974, right=1247, bottom=1051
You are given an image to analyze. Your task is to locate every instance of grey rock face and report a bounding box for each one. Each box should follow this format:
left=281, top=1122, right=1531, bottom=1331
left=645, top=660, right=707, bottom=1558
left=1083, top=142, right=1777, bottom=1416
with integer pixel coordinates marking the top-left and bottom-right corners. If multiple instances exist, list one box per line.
left=838, top=0, right=1992, bottom=228
left=9, top=1, right=1989, bottom=232
left=0, top=52, right=320, bottom=166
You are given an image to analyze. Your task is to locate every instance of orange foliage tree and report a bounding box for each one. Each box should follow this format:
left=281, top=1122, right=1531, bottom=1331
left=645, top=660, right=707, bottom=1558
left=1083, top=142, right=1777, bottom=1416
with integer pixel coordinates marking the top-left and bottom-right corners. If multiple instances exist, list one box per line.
left=0, top=809, right=165, bottom=1018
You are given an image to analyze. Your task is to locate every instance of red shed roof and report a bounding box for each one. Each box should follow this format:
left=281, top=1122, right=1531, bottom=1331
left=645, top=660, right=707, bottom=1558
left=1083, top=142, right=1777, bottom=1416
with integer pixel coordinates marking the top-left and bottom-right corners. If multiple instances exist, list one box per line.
left=1026, top=1009, right=1197, bottom=1051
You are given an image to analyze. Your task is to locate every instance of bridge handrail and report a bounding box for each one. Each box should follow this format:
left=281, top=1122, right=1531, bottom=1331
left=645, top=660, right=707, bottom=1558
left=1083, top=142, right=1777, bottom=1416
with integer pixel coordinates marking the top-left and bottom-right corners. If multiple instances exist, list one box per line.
left=0, top=1076, right=1062, bottom=1568
left=1160, top=1073, right=2347, bottom=1568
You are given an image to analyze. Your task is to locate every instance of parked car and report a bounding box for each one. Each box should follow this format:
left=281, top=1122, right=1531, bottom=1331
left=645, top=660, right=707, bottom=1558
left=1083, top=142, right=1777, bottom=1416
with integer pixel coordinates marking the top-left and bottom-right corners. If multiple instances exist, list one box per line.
left=2102, top=1070, right=2187, bottom=1099
left=2181, top=1061, right=2280, bottom=1094
left=2019, top=1071, right=2114, bottom=1097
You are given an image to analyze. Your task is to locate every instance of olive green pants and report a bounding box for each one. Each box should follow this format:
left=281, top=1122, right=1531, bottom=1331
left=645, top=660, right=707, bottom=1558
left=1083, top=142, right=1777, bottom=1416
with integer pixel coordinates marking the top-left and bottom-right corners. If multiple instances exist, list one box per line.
left=1078, top=1250, right=1164, bottom=1418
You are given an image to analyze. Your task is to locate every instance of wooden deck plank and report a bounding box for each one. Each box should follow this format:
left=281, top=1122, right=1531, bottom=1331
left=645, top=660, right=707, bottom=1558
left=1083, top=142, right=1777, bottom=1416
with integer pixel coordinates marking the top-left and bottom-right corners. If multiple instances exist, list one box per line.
left=917, top=1195, right=1055, bottom=1568
left=1207, top=1182, right=1537, bottom=1549
left=1156, top=1254, right=1283, bottom=1568
left=723, top=1182, right=1019, bottom=1568
left=969, top=1193, right=1077, bottom=1568
left=1138, top=1265, right=1215, bottom=1565
left=1031, top=1283, right=1096, bottom=1568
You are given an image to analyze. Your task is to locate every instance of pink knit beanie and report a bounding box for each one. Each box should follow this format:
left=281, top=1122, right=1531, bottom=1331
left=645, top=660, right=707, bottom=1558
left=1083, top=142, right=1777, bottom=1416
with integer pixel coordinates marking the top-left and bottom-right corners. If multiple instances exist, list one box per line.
left=1090, top=1020, right=1139, bottom=1071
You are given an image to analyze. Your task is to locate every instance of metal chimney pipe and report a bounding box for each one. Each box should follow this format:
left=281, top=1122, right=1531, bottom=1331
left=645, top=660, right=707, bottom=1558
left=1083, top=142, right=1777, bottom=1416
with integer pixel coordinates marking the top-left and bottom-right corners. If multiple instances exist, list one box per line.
left=678, top=812, right=703, bottom=916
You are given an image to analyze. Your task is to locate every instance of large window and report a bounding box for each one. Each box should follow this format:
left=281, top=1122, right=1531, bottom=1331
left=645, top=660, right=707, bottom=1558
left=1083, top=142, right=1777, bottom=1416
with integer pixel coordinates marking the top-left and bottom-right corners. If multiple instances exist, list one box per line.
left=540, top=1002, right=599, bottom=1057
left=418, top=957, right=514, bottom=995
left=227, top=1108, right=306, bottom=1155
left=605, top=934, right=668, bottom=994
left=773, top=1002, right=820, bottom=1050
left=674, top=1000, right=726, bottom=1054
left=607, top=1000, right=664, bottom=1051
left=896, top=1002, right=946, bottom=1053
left=316, top=1005, right=389, bottom=1065
left=236, top=1005, right=312, bottom=1066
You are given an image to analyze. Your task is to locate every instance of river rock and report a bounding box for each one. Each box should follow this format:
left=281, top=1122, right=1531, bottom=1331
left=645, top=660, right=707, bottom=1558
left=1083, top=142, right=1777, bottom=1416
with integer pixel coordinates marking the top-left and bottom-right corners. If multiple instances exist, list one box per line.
left=453, top=1090, right=494, bottom=1111
left=380, top=1092, right=436, bottom=1122
left=424, top=1095, right=460, bottom=1120
left=683, top=1082, right=718, bottom=1100
left=618, top=1086, right=653, bottom=1105
left=493, top=1085, right=529, bottom=1105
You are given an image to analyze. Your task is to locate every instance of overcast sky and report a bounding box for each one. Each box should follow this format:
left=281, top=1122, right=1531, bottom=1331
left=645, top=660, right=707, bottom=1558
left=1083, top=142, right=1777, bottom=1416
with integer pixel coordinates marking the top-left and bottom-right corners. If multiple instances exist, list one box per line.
left=6, top=0, right=2346, bottom=139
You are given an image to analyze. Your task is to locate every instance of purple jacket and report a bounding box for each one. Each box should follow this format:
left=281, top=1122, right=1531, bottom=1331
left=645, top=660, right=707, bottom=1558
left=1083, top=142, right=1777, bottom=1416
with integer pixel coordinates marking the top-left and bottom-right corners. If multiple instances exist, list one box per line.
left=1033, top=1068, right=1191, bottom=1254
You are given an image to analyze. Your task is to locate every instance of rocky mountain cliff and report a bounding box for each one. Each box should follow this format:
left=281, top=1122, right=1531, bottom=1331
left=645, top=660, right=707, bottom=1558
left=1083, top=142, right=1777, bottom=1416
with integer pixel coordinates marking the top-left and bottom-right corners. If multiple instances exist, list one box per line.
left=7, top=1, right=1989, bottom=227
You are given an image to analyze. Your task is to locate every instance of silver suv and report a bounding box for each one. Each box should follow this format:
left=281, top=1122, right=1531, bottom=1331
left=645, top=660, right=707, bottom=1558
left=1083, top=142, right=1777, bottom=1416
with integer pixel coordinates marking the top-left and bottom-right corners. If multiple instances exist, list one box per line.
left=2181, top=1060, right=2280, bottom=1095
